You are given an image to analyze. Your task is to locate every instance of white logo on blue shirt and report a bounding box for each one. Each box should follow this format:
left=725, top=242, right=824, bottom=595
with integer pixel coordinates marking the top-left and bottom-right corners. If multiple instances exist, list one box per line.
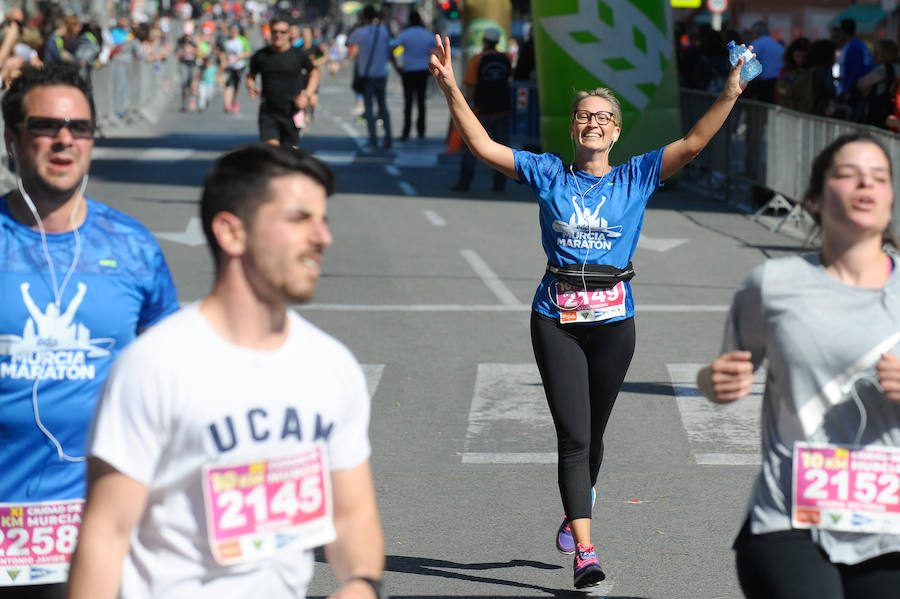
left=552, top=197, right=623, bottom=250
left=0, top=282, right=115, bottom=381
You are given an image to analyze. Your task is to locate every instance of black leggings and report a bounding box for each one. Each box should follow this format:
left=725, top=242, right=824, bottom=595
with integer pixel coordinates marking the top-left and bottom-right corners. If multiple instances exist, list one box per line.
left=734, top=519, right=900, bottom=599
left=530, top=313, right=635, bottom=520
left=1, top=583, right=66, bottom=598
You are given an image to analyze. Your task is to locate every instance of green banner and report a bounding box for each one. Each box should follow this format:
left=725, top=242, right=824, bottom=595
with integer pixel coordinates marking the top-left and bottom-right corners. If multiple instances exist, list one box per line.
left=462, top=0, right=512, bottom=61
left=532, top=0, right=681, bottom=164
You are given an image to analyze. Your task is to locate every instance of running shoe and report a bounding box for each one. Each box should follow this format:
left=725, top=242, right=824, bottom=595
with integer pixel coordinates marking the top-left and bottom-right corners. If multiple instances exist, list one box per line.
left=555, top=488, right=596, bottom=554
left=573, top=543, right=605, bottom=588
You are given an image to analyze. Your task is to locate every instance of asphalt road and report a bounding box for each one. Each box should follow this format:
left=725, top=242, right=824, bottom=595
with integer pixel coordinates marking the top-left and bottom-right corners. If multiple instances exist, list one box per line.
left=33, top=64, right=813, bottom=599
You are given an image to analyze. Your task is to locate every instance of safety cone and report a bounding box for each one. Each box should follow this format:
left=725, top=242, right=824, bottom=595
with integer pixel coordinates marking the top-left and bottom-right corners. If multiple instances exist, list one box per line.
left=444, top=120, right=463, bottom=154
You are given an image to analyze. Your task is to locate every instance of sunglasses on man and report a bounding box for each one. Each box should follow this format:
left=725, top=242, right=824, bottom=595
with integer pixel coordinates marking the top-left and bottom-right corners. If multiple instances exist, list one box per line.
left=20, top=116, right=95, bottom=139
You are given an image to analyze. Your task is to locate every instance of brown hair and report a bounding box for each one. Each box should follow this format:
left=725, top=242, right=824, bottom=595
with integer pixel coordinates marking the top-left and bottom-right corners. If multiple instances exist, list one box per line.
left=802, top=133, right=897, bottom=248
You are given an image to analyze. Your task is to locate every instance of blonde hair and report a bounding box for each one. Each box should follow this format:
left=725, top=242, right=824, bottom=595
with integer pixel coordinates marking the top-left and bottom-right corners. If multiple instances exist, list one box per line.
left=571, top=88, right=622, bottom=127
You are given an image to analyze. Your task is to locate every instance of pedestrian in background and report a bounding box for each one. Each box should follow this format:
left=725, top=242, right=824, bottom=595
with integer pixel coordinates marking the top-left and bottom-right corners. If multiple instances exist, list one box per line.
left=857, top=39, right=899, bottom=129
left=834, top=18, right=874, bottom=121
left=393, top=10, right=436, bottom=142
left=746, top=20, right=783, bottom=103
left=348, top=4, right=393, bottom=150
left=450, top=28, right=511, bottom=193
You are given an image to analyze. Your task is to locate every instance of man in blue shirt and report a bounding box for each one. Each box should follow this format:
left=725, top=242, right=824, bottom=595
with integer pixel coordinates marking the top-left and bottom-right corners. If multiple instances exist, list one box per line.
left=835, top=18, right=874, bottom=119
left=748, top=21, right=784, bottom=103
left=0, top=63, right=178, bottom=598
left=393, top=10, right=437, bottom=142
left=348, top=4, right=393, bottom=149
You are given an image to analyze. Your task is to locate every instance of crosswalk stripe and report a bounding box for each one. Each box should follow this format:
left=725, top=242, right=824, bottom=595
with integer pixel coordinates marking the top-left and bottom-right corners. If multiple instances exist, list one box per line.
left=459, top=250, right=519, bottom=306
left=667, top=363, right=763, bottom=466
left=91, top=147, right=220, bottom=162
left=462, top=363, right=555, bottom=464
left=91, top=146, right=444, bottom=169
left=137, top=148, right=195, bottom=161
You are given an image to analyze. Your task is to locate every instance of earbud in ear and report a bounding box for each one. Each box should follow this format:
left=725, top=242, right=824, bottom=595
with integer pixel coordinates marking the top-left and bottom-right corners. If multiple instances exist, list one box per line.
left=9, top=141, right=16, bottom=160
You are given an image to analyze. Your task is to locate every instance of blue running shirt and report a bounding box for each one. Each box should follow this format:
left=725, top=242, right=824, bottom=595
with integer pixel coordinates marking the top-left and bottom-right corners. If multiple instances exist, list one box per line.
left=514, top=148, right=664, bottom=323
left=0, top=194, right=179, bottom=502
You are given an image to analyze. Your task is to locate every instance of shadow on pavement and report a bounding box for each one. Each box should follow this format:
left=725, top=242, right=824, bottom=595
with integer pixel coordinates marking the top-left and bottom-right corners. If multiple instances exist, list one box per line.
left=619, top=381, right=676, bottom=397
left=310, top=552, right=656, bottom=597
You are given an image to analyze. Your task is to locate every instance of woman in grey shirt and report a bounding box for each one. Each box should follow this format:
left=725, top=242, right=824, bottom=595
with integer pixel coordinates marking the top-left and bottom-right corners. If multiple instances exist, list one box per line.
left=698, top=133, right=900, bottom=598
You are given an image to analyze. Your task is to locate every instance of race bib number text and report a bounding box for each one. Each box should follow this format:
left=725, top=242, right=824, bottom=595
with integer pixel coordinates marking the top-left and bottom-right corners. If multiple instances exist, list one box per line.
left=203, top=444, right=336, bottom=565
left=792, top=443, right=900, bottom=534
left=0, top=500, right=82, bottom=586
left=557, top=281, right=627, bottom=323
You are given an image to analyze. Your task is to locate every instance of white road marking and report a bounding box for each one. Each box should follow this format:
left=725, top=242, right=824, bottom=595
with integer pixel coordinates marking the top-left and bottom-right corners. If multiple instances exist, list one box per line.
left=337, top=121, right=365, bottom=150
left=297, top=303, right=728, bottom=312
left=339, top=121, right=361, bottom=139
left=462, top=452, right=556, bottom=464
left=462, top=364, right=555, bottom=464
left=584, top=579, right=616, bottom=596
left=137, top=148, right=194, bottom=161
left=361, top=364, right=385, bottom=399
left=638, top=235, right=688, bottom=252
left=384, top=165, right=401, bottom=176
left=91, top=148, right=219, bottom=161
left=459, top=249, right=519, bottom=306
left=314, top=150, right=357, bottom=165
left=398, top=181, right=417, bottom=196
left=667, top=363, right=763, bottom=466
left=154, top=217, right=206, bottom=247
left=422, top=210, right=446, bottom=227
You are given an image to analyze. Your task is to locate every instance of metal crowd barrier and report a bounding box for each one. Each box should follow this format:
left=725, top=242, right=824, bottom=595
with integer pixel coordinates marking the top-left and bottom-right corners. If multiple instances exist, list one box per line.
left=509, top=80, right=540, bottom=148
left=92, top=54, right=177, bottom=135
left=0, top=54, right=177, bottom=182
left=680, top=88, right=900, bottom=234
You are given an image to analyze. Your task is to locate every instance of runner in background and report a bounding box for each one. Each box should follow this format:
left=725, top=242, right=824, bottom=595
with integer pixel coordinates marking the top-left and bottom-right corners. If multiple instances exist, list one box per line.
left=300, top=26, right=326, bottom=124
left=67, top=144, right=386, bottom=599
left=176, top=21, right=200, bottom=112
left=0, top=63, right=178, bottom=599
left=430, top=34, right=748, bottom=588
left=246, top=15, right=319, bottom=147
left=221, top=23, right=250, bottom=114
left=697, top=133, right=900, bottom=599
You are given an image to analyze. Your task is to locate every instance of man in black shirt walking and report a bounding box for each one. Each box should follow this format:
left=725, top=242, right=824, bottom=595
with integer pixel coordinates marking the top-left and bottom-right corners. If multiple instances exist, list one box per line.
left=246, top=16, right=320, bottom=147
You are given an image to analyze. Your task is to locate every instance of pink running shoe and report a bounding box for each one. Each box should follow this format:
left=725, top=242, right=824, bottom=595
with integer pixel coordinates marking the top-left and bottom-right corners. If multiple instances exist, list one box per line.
left=573, top=543, right=605, bottom=588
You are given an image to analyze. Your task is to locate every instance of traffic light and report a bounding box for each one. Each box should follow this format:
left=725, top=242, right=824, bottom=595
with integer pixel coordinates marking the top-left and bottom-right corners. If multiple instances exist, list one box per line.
left=440, top=0, right=459, bottom=19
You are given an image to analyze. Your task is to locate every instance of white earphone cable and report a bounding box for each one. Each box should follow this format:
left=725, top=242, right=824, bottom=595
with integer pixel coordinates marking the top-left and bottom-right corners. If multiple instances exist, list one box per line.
left=547, top=164, right=605, bottom=312
left=16, top=173, right=89, bottom=463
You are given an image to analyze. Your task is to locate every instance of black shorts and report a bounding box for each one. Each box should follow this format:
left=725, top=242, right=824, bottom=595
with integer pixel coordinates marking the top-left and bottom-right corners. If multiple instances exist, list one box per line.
left=258, top=108, right=298, bottom=147
left=225, top=67, right=244, bottom=90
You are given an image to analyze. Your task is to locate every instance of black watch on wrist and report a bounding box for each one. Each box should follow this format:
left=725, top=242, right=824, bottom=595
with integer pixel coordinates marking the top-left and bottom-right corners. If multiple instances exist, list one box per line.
left=348, top=576, right=388, bottom=599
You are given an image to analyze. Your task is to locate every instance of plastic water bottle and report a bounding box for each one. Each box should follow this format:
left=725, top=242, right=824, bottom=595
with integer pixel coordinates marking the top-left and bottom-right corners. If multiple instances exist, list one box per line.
left=727, top=40, right=762, bottom=82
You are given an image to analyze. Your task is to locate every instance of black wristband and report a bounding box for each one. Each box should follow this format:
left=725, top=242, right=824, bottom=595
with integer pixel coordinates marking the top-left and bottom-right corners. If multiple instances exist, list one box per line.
left=347, top=576, right=388, bottom=599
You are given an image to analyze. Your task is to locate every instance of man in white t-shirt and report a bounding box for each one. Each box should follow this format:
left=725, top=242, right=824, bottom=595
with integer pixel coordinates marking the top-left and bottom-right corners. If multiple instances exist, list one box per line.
left=67, top=144, right=387, bottom=599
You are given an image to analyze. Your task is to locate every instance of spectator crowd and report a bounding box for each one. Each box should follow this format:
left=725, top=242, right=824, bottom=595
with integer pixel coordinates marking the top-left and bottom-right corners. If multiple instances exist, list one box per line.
left=676, top=17, right=900, bottom=133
